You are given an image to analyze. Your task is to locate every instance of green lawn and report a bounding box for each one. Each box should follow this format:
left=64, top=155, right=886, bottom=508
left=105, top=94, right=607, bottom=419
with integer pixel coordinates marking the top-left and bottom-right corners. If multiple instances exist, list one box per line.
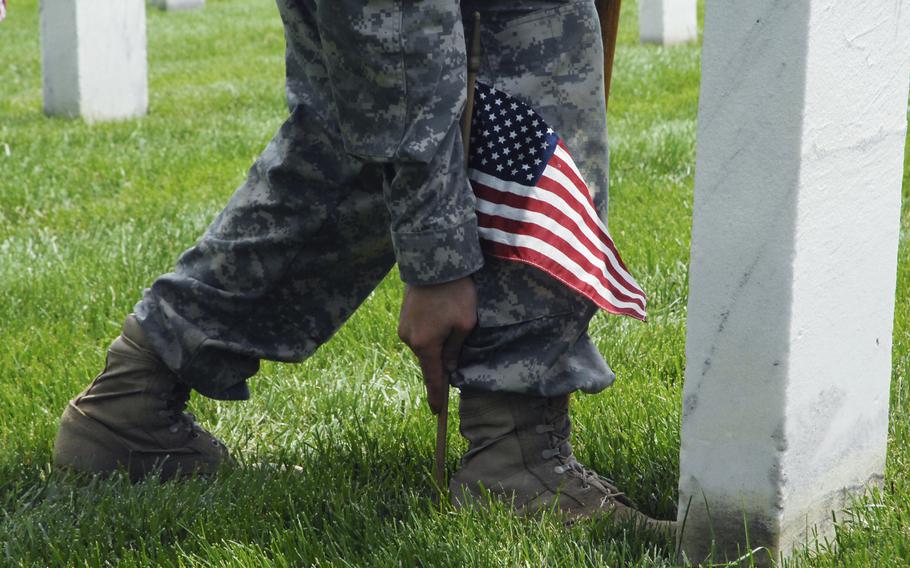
left=1, top=0, right=908, bottom=566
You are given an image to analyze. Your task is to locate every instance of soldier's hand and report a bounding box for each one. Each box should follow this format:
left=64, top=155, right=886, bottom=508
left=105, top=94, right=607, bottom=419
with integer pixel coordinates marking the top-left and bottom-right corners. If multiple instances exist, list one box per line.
left=398, top=276, right=477, bottom=415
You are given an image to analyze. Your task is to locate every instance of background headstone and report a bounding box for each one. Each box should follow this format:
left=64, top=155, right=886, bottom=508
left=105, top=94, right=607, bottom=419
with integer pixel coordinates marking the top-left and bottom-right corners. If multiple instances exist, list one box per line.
left=677, top=0, right=910, bottom=564
left=40, top=0, right=148, bottom=121
left=152, top=0, right=204, bottom=11
left=639, top=0, right=697, bottom=46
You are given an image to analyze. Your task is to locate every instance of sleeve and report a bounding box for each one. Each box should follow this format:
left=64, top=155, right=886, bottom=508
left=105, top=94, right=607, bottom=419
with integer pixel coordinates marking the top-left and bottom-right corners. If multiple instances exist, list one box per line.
left=385, top=122, right=484, bottom=286
left=318, top=0, right=484, bottom=285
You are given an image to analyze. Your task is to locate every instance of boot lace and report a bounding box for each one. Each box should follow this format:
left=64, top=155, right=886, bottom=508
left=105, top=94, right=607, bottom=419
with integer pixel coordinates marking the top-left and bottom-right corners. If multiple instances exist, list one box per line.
left=158, top=385, right=208, bottom=441
left=536, top=398, right=622, bottom=496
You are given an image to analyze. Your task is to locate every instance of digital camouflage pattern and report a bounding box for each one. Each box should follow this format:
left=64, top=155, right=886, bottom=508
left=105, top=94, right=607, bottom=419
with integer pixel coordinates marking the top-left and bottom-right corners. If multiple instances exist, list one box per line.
left=134, top=0, right=617, bottom=401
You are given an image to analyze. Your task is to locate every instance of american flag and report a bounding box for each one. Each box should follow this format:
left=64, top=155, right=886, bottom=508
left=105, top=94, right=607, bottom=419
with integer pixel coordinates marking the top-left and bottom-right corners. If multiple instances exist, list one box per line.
left=468, top=82, right=647, bottom=320
left=0, top=0, right=6, bottom=23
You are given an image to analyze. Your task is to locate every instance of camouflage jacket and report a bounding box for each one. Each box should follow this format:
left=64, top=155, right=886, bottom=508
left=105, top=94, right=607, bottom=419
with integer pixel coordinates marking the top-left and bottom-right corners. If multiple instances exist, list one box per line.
left=287, top=0, right=484, bottom=285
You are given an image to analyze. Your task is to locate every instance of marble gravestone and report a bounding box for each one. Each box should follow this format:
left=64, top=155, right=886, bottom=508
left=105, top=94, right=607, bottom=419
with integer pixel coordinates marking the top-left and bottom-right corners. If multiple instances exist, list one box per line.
left=40, top=0, right=148, bottom=121
left=152, top=0, right=204, bottom=11
left=677, top=0, right=910, bottom=565
left=639, top=0, right=697, bottom=46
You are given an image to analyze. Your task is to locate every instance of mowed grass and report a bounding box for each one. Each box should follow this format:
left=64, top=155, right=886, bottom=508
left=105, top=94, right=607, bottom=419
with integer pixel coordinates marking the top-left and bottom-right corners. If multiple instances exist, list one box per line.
left=1, top=0, right=909, bottom=566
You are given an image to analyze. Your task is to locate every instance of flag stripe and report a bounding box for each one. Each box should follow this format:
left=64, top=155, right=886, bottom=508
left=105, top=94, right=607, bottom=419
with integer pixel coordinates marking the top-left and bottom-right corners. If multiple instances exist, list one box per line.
left=469, top=169, right=644, bottom=298
left=547, top=150, right=636, bottom=277
left=476, top=209, right=646, bottom=310
left=473, top=187, right=646, bottom=306
left=480, top=237, right=647, bottom=320
left=476, top=224, right=647, bottom=317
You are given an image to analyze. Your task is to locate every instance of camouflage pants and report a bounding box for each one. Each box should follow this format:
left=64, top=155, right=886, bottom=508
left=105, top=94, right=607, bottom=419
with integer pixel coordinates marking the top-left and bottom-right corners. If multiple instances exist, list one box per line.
left=134, top=0, right=617, bottom=401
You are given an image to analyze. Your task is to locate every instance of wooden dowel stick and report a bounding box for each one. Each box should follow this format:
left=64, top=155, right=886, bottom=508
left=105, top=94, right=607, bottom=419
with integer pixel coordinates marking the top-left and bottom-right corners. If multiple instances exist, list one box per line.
left=434, top=11, right=482, bottom=495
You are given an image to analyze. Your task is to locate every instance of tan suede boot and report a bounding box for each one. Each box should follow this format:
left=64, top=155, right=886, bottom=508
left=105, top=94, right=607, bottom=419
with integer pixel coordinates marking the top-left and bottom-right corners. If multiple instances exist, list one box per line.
left=53, top=315, right=232, bottom=481
left=449, top=389, right=674, bottom=534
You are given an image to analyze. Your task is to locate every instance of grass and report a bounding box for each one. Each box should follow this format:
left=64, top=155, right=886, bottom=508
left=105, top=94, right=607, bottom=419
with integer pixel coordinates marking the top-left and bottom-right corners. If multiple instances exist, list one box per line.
left=0, top=0, right=908, bottom=565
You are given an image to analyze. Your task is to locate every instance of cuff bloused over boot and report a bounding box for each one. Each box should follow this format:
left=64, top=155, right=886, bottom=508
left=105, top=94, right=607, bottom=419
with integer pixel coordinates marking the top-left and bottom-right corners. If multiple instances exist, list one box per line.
left=450, top=389, right=674, bottom=534
left=53, top=315, right=232, bottom=481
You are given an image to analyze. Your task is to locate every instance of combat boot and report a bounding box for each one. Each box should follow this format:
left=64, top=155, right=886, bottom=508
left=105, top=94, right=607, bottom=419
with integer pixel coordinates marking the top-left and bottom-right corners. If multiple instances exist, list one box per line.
left=449, top=389, right=674, bottom=534
left=53, top=315, right=232, bottom=481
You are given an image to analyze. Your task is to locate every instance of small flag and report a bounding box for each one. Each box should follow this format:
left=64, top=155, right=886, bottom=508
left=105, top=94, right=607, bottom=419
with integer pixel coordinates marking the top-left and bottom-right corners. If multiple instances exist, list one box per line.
left=0, top=0, right=7, bottom=22
left=468, top=82, right=647, bottom=321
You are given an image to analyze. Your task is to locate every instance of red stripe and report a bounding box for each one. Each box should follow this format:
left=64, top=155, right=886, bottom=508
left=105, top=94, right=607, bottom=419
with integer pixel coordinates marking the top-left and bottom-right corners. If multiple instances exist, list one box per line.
left=537, top=152, right=629, bottom=272
left=472, top=181, right=645, bottom=301
left=538, top=148, right=631, bottom=274
left=476, top=211, right=646, bottom=310
left=480, top=240, right=646, bottom=321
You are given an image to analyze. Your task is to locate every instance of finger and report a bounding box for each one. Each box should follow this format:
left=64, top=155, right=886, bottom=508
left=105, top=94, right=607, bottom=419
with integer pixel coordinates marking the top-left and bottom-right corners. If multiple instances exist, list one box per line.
left=441, top=325, right=471, bottom=373
left=416, top=346, right=446, bottom=415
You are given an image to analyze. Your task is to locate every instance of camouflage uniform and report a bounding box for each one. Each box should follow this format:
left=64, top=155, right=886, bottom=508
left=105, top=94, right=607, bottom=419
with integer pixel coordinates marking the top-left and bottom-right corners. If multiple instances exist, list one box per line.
left=134, top=0, right=617, bottom=401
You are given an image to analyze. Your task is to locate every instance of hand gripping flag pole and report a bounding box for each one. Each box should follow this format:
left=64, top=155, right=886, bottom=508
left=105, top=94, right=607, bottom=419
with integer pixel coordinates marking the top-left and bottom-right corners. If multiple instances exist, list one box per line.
left=434, top=11, right=482, bottom=495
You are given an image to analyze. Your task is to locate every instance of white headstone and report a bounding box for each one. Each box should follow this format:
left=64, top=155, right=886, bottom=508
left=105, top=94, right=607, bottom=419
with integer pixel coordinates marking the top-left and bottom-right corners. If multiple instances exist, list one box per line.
left=639, top=0, right=697, bottom=46
left=40, top=0, right=148, bottom=121
left=677, top=0, right=910, bottom=564
left=152, top=0, right=204, bottom=11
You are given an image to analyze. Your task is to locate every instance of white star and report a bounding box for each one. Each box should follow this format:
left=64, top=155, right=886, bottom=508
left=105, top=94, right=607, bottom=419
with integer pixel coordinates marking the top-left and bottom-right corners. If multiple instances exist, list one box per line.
left=500, top=109, right=507, bottom=116
left=521, top=126, right=528, bottom=133
left=498, top=136, right=506, bottom=144
left=521, top=164, right=531, bottom=170
left=507, top=159, right=514, bottom=166
left=532, top=120, right=539, bottom=127
left=487, top=141, right=494, bottom=149
left=534, top=158, right=542, bottom=166
left=512, top=169, right=519, bottom=175
left=479, top=92, right=487, bottom=100
left=509, top=131, right=517, bottom=139
left=496, top=164, right=504, bottom=172
left=492, top=152, right=500, bottom=160
left=535, top=130, right=544, bottom=138
left=485, top=104, right=492, bottom=112
left=541, top=141, right=549, bottom=149
left=493, top=125, right=501, bottom=133
left=481, top=158, right=488, bottom=165
left=547, top=127, right=554, bottom=134
left=483, top=129, right=490, bottom=137
left=510, top=102, right=519, bottom=110
left=504, top=119, right=512, bottom=127
left=495, top=98, right=503, bottom=106
left=515, top=114, right=524, bottom=123
left=514, top=142, right=521, bottom=150
left=527, top=109, right=535, bottom=116
left=502, top=146, right=511, bottom=155
left=526, top=173, right=534, bottom=181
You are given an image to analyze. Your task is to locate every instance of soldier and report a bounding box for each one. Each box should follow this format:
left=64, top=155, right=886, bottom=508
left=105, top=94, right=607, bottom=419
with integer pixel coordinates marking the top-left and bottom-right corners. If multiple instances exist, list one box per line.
left=53, top=0, right=670, bottom=530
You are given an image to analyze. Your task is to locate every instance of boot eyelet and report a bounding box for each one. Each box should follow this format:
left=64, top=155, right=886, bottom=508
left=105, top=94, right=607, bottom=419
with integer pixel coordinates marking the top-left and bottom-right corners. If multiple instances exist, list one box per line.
left=192, top=432, right=200, bottom=439
left=211, top=440, right=220, bottom=447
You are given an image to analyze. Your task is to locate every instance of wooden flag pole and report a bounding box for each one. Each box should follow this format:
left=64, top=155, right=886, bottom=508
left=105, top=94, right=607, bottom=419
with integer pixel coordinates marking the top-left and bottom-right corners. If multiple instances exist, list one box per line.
left=596, top=0, right=622, bottom=111
left=434, top=11, right=482, bottom=495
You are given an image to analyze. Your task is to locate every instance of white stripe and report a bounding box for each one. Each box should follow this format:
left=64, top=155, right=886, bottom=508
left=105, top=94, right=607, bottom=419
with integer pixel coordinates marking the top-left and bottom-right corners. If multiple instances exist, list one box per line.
left=539, top=164, right=643, bottom=288
left=547, top=148, right=603, bottom=227
left=553, top=145, right=589, bottom=195
left=478, top=226, right=647, bottom=316
left=469, top=168, right=643, bottom=293
left=475, top=198, right=645, bottom=302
